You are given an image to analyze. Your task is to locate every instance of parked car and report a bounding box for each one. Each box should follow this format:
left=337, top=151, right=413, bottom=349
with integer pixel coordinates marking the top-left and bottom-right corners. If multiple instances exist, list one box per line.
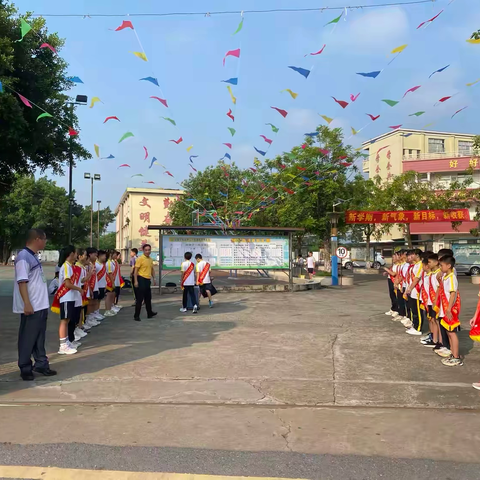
left=342, top=252, right=386, bottom=270
left=455, top=262, right=480, bottom=276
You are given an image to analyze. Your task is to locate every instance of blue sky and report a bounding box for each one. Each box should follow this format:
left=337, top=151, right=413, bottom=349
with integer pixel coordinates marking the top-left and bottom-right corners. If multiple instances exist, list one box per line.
left=14, top=0, right=480, bottom=211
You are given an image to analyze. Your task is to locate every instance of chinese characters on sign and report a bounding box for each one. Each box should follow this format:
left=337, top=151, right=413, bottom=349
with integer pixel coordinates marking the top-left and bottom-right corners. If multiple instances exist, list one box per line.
left=138, top=197, right=151, bottom=247
left=139, top=197, right=151, bottom=208
left=345, top=209, right=470, bottom=224
left=448, top=157, right=479, bottom=169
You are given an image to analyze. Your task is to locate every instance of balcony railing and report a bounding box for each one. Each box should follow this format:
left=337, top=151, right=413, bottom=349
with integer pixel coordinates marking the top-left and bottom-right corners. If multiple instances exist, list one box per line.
left=403, top=151, right=474, bottom=161
left=362, top=159, right=369, bottom=172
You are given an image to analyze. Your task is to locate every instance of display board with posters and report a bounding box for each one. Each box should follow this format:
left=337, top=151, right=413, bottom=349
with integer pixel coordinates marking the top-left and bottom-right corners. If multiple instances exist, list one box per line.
left=162, top=235, right=290, bottom=270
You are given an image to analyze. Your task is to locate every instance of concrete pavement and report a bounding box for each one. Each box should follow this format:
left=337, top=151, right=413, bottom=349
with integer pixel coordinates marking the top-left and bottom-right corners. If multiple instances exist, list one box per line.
left=1, top=272, right=480, bottom=478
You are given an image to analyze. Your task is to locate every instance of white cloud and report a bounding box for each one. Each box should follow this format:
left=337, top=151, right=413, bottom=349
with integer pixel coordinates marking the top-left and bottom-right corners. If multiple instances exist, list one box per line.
left=285, top=108, right=319, bottom=131
left=331, top=7, right=409, bottom=54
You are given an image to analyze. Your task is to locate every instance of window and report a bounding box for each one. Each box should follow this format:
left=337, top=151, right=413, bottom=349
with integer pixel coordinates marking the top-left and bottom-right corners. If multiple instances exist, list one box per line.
left=459, top=141, right=473, bottom=156
left=428, top=138, right=445, bottom=153
left=417, top=173, right=429, bottom=183
left=403, top=149, right=421, bottom=159
left=437, top=174, right=451, bottom=186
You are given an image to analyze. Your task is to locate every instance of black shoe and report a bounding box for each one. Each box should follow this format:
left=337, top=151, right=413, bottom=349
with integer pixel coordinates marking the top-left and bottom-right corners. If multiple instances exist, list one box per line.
left=134, top=317, right=141, bottom=322
left=21, top=372, right=34, bottom=381
left=33, top=367, right=57, bottom=376
left=422, top=339, right=436, bottom=348
left=147, top=312, right=158, bottom=319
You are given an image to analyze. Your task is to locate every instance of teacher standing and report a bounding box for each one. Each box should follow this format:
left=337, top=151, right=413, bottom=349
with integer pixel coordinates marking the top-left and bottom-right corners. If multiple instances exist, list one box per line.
left=133, top=244, right=157, bottom=321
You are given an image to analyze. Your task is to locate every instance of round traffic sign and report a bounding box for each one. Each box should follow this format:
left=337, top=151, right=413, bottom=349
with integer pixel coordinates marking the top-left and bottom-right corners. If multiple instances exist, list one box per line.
left=336, top=246, right=348, bottom=259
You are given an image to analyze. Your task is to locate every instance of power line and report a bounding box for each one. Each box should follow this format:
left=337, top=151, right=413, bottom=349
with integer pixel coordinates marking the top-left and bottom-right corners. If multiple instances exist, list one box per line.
left=30, top=0, right=437, bottom=18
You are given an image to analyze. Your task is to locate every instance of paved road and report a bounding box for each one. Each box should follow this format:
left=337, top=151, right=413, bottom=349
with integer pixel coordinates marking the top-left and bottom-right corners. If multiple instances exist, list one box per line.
left=1, top=273, right=480, bottom=479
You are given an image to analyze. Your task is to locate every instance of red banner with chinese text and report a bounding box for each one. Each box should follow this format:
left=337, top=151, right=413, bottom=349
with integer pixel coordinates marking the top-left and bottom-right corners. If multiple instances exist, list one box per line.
left=345, top=209, right=470, bottom=224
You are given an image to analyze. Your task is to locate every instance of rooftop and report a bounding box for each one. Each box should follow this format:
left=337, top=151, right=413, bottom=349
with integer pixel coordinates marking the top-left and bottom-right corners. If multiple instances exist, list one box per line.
left=362, top=128, right=477, bottom=149
left=115, top=187, right=184, bottom=214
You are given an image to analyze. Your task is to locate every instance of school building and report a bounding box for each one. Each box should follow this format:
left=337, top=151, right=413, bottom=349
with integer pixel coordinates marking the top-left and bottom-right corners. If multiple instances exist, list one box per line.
left=362, top=128, right=478, bottom=250
left=115, top=187, right=184, bottom=260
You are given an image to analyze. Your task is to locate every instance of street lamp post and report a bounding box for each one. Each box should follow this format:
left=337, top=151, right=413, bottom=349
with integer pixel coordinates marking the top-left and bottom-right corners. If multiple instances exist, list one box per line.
left=329, top=209, right=340, bottom=287
left=97, top=200, right=101, bottom=249
left=66, top=95, right=88, bottom=244
left=84, top=173, right=101, bottom=247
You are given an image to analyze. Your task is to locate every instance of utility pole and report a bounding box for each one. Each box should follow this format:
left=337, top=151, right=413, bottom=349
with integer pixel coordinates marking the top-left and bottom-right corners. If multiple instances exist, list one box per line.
left=97, top=200, right=101, bottom=249
left=84, top=173, right=101, bottom=247
left=67, top=103, right=74, bottom=244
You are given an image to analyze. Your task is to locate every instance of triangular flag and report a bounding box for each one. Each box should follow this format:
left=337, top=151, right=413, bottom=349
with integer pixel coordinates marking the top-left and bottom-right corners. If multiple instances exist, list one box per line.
left=94, top=144, right=100, bottom=158
left=17, top=93, right=32, bottom=108
left=67, top=76, right=83, bottom=84
left=228, top=127, right=236, bottom=136
left=254, top=147, right=266, bottom=157
left=187, top=145, right=193, bottom=152
left=36, top=112, right=53, bottom=122
left=288, top=66, right=310, bottom=79
left=265, top=123, right=279, bottom=133
left=222, top=78, right=238, bottom=85
left=227, top=85, right=237, bottom=104
left=150, top=96, right=168, bottom=107
left=271, top=106, right=288, bottom=117
left=382, top=99, right=399, bottom=107
left=140, top=77, right=159, bottom=86
left=15, top=18, right=31, bottom=42
left=466, top=79, right=480, bottom=87
left=40, top=43, right=57, bottom=54
left=89, top=97, right=101, bottom=108
left=351, top=127, right=358, bottom=135
left=324, top=13, right=343, bottom=26
left=223, top=48, right=241, bottom=66
left=356, top=71, right=381, bottom=79
left=232, top=17, right=244, bottom=35
left=260, top=135, right=272, bottom=145
left=319, top=115, right=333, bottom=124
left=429, top=65, right=450, bottom=78
left=391, top=44, right=408, bottom=54
left=161, top=117, right=176, bottom=126
left=131, top=51, right=148, bottom=61
left=115, top=20, right=134, bottom=31
left=282, top=89, right=298, bottom=99
left=119, top=132, right=134, bottom=143
left=467, top=38, right=480, bottom=44
left=409, top=111, right=425, bottom=117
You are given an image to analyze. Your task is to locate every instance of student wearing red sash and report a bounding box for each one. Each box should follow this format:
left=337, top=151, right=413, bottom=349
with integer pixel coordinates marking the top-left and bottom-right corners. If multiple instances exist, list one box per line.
left=84, top=248, right=101, bottom=329
left=180, top=252, right=198, bottom=314
left=419, top=255, right=436, bottom=347
left=104, top=250, right=117, bottom=317
left=393, top=250, right=408, bottom=323
left=94, top=250, right=108, bottom=320
left=405, top=249, right=424, bottom=336
left=74, top=248, right=94, bottom=342
left=52, top=246, right=84, bottom=355
left=112, top=250, right=124, bottom=313
left=382, top=252, right=399, bottom=319
left=469, top=282, right=480, bottom=389
left=133, top=244, right=157, bottom=321
left=436, top=255, right=462, bottom=366
left=195, top=253, right=216, bottom=308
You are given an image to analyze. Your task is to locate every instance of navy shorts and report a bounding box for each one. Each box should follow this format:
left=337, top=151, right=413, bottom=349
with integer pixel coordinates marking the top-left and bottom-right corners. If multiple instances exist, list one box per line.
left=200, top=283, right=217, bottom=298
left=308, top=268, right=314, bottom=274
left=115, top=286, right=121, bottom=296
left=94, top=287, right=105, bottom=300
left=60, top=301, right=81, bottom=323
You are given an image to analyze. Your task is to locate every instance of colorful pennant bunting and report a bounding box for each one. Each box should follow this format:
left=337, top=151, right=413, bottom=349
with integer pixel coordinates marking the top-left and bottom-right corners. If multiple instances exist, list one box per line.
left=319, top=115, right=333, bottom=124
left=288, top=66, right=310, bottom=79
left=417, top=10, right=443, bottom=29
left=332, top=97, right=348, bottom=109
left=227, top=86, right=237, bottom=104
left=40, top=43, right=57, bottom=53
left=350, top=93, right=360, bottom=102
left=189, top=155, right=199, bottom=163
left=118, top=164, right=131, bottom=168
left=232, top=18, right=244, bottom=35
left=140, top=77, right=159, bottom=86
left=223, top=143, right=232, bottom=149
left=282, top=89, right=298, bottom=99
left=150, top=96, right=168, bottom=107
left=466, top=79, right=480, bottom=87
left=222, top=78, right=238, bottom=85
left=169, top=137, right=183, bottom=144
left=149, top=157, right=157, bottom=169
left=254, top=147, right=266, bottom=156
left=451, top=106, right=468, bottom=118
left=161, top=117, right=176, bottom=125
left=67, top=76, right=83, bottom=84
left=131, top=51, right=148, bottom=61
left=223, top=48, right=241, bottom=66
left=89, top=97, right=101, bottom=108
left=429, top=65, right=450, bottom=78
left=382, top=99, right=399, bottom=107
left=403, top=85, right=421, bottom=97
left=227, top=109, right=235, bottom=121
left=119, top=132, right=134, bottom=143
left=366, top=113, right=380, bottom=121
left=143, top=146, right=148, bottom=160
left=36, top=112, right=53, bottom=121
left=228, top=127, right=236, bottom=136
left=356, top=71, right=381, bottom=79
left=94, top=144, right=100, bottom=158
left=391, top=44, right=408, bottom=54
left=305, top=45, right=326, bottom=57
left=265, top=123, right=279, bottom=132
left=271, top=107, right=288, bottom=117
left=409, top=111, right=425, bottom=117
left=15, top=18, right=31, bottom=42
left=260, top=135, right=272, bottom=145
left=115, top=20, right=134, bottom=31
left=17, top=93, right=32, bottom=107
left=324, top=13, right=343, bottom=26
left=467, top=38, right=480, bottom=44
left=104, top=116, right=120, bottom=123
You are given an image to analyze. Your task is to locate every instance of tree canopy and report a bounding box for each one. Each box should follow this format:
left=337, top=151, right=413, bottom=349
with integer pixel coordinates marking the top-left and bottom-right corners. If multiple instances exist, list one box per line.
left=0, top=176, right=114, bottom=261
left=0, top=1, right=90, bottom=196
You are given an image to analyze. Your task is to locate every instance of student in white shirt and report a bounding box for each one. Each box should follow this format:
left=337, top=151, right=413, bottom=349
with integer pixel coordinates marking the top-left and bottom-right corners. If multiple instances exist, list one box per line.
left=112, top=250, right=124, bottom=312
left=55, top=245, right=83, bottom=355
left=306, top=251, right=315, bottom=280
left=84, top=247, right=101, bottom=328
left=94, top=250, right=108, bottom=320
left=104, top=250, right=118, bottom=317
left=14, top=229, right=56, bottom=381
left=180, top=252, right=197, bottom=314
left=195, top=253, right=216, bottom=308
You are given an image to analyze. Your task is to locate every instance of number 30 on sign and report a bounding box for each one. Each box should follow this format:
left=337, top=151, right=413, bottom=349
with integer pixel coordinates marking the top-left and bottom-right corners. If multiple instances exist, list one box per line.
left=336, top=246, right=348, bottom=259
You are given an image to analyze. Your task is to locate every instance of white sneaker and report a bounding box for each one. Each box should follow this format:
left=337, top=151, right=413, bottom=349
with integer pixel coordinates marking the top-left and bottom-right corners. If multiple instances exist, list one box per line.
left=86, top=318, right=100, bottom=327
left=179, top=308, right=187, bottom=313
left=58, top=343, right=77, bottom=355
left=69, top=340, right=81, bottom=348
left=193, top=305, right=198, bottom=314
left=391, top=312, right=399, bottom=317
left=82, top=321, right=92, bottom=331
left=400, top=317, right=411, bottom=326
left=112, top=306, right=121, bottom=313
left=385, top=310, right=394, bottom=316
left=94, top=312, right=105, bottom=320
left=403, top=320, right=413, bottom=328
left=74, top=329, right=83, bottom=342
left=114, top=304, right=123, bottom=310
left=104, top=310, right=116, bottom=317
left=406, top=327, right=422, bottom=336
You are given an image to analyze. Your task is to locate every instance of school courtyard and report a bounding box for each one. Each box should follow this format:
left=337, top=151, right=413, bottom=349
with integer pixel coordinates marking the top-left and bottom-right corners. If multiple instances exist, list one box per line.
left=1, top=266, right=480, bottom=479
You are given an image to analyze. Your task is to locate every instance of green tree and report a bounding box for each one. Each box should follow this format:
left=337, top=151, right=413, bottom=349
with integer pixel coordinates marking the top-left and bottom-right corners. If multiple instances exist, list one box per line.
left=0, top=176, right=114, bottom=262
left=379, top=170, right=477, bottom=247
left=98, top=232, right=116, bottom=251
left=0, top=1, right=90, bottom=196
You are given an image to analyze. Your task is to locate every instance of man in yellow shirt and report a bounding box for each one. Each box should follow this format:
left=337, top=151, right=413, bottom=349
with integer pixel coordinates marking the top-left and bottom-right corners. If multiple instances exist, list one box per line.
left=133, top=244, right=157, bottom=321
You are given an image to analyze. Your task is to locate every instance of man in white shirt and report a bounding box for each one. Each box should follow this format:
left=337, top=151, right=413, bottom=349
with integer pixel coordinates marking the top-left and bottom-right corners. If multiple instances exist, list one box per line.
left=306, top=251, right=315, bottom=280
left=13, top=229, right=56, bottom=381
left=180, top=252, right=197, bottom=313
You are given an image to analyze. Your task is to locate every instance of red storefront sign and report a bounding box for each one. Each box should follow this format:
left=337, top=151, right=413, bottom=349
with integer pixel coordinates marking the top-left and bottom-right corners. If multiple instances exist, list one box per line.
left=346, top=209, right=470, bottom=224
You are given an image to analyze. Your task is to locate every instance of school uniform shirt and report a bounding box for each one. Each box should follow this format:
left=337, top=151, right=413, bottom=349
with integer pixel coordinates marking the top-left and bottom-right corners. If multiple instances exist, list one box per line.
left=135, top=255, right=153, bottom=280
left=439, top=272, right=458, bottom=318
left=307, top=257, right=315, bottom=269
left=96, top=261, right=107, bottom=289
left=48, top=277, right=59, bottom=295
left=106, top=260, right=116, bottom=282
left=114, top=260, right=122, bottom=287
left=181, top=261, right=195, bottom=286
left=59, top=261, right=83, bottom=307
left=76, top=262, right=89, bottom=297
left=400, top=262, right=409, bottom=289
left=424, top=272, right=432, bottom=305
left=13, top=248, right=49, bottom=314
left=88, top=263, right=98, bottom=293
left=196, top=261, right=211, bottom=284
left=429, top=268, right=440, bottom=305
left=410, top=261, right=423, bottom=300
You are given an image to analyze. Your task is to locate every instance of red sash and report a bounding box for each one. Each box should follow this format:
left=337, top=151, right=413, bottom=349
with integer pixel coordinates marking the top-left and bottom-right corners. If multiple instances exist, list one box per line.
left=113, top=261, right=125, bottom=288
left=76, top=263, right=89, bottom=306
left=88, top=267, right=96, bottom=297
left=198, top=263, right=211, bottom=285
left=470, top=288, right=480, bottom=342
left=420, top=272, right=429, bottom=311
left=438, top=283, right=461, bottom=331
left=97, top=263, right=106, bottom=281
left=51, top=265, right=81, bottom=314
left=181, top=262, right=195, bottom=288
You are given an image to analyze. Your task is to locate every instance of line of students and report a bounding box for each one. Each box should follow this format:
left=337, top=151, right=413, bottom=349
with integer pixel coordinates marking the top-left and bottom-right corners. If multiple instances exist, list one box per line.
left=384, top=248, right=463, bottom=367
left=51, top=247, right=124, bottom=355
